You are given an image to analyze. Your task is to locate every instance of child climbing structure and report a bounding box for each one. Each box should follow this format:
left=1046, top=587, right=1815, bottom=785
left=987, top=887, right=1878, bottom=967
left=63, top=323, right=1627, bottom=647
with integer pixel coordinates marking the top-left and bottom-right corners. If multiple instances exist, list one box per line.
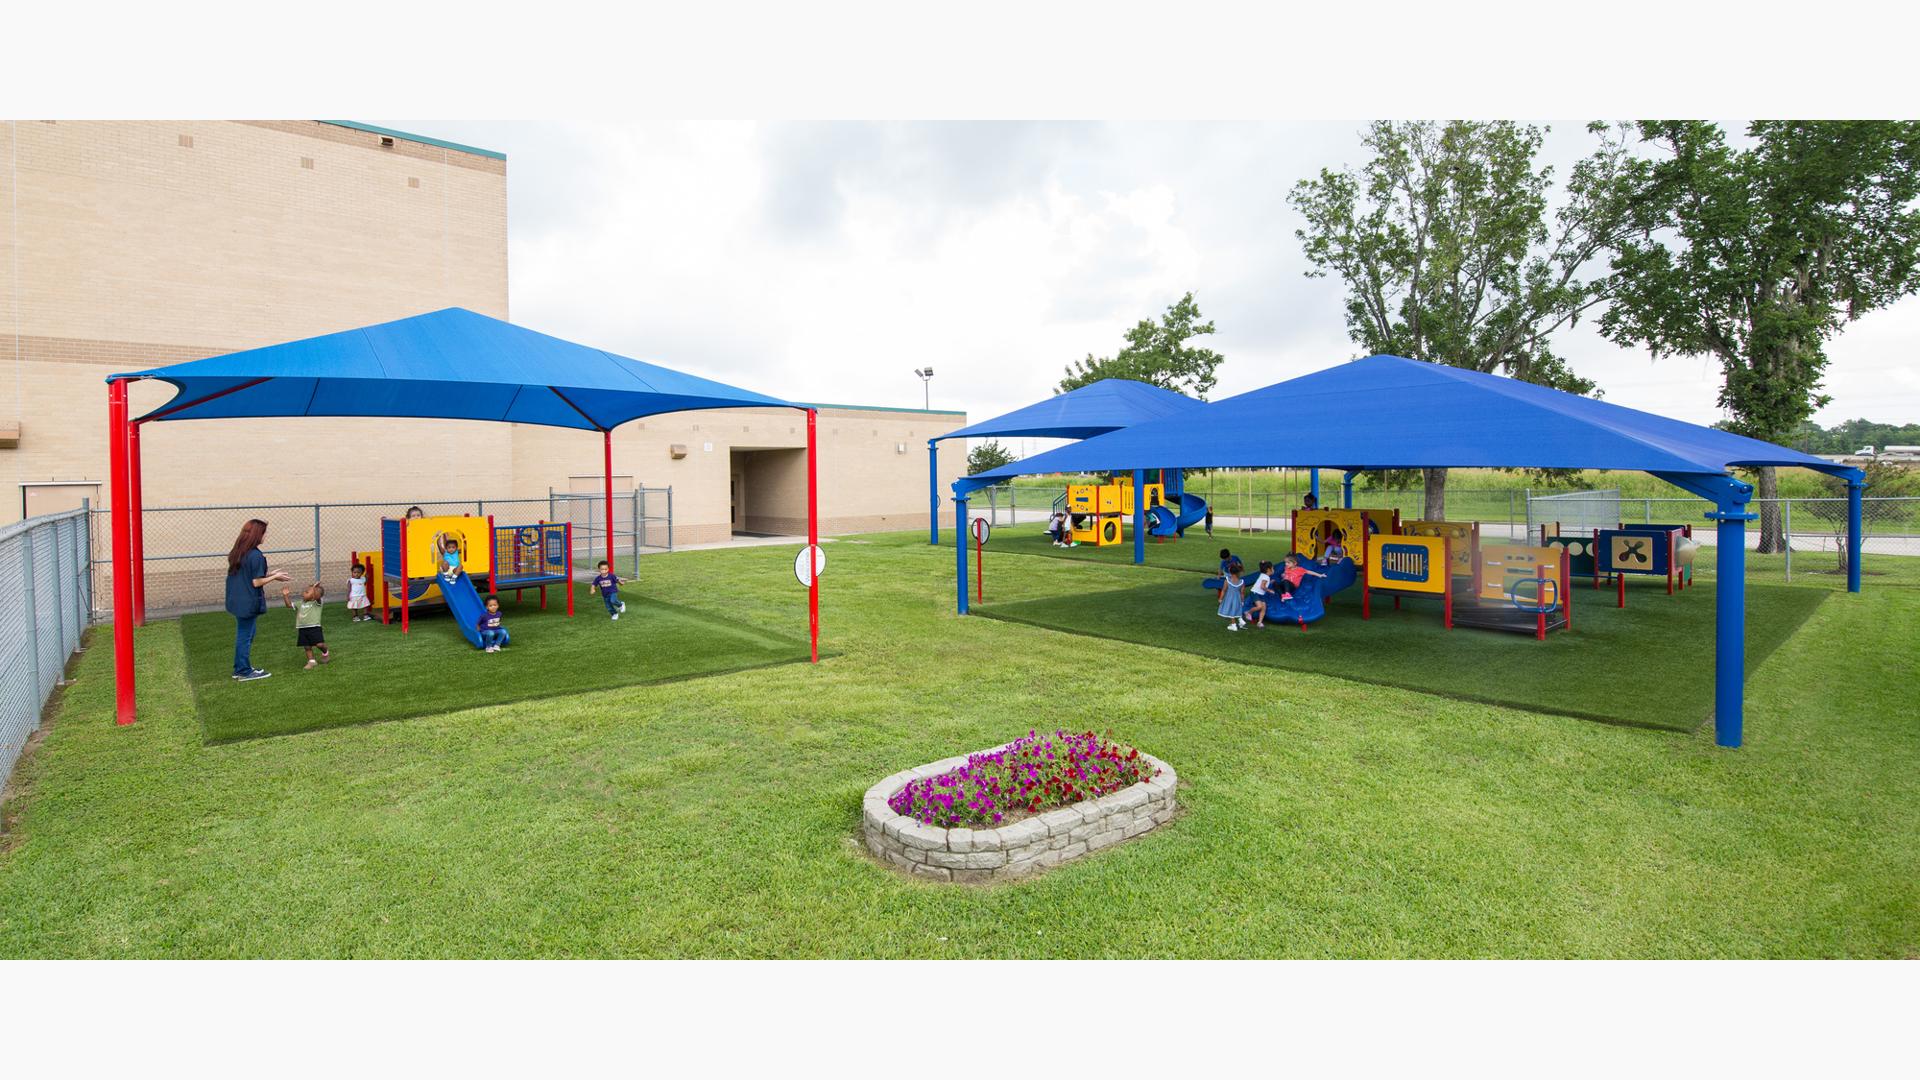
left=354, top=514, right=572, bottom=648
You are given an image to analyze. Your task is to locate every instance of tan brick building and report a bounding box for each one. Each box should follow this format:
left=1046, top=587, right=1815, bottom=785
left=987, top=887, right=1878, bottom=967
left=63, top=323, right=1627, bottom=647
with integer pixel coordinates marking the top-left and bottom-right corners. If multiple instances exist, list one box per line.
left=1, top=120, right=965, bottom=551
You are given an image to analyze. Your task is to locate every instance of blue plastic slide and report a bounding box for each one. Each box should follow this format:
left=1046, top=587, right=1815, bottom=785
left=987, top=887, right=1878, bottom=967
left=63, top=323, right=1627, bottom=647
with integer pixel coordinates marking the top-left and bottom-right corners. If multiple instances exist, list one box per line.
left=434, top=570, right=489, bottom=649
left=1202, top=558, right=1358, bottom=626
left=1147, top=492, right=1210, bottom=537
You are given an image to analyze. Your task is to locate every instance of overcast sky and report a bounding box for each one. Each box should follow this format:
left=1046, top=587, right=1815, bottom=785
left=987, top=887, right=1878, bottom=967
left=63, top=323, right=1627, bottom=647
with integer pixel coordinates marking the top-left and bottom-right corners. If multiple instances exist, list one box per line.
left=398, top=119, right=1920, bottom=450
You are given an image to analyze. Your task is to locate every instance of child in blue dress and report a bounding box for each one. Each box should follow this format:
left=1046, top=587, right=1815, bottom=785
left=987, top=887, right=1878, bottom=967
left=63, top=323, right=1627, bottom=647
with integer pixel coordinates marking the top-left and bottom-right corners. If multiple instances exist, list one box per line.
left=1217, top=559, right=1247, bottom=630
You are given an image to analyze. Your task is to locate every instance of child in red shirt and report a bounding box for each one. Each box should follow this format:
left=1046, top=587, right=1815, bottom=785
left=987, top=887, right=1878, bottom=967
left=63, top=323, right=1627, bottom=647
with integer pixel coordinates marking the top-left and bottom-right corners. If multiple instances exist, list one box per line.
left=1279, top=552, right=1325, bottom=599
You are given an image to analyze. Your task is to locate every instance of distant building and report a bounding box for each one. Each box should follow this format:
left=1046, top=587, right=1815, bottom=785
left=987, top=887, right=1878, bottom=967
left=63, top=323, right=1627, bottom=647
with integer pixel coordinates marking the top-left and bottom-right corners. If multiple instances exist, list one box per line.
left=1, top=120, right=964, bottom=550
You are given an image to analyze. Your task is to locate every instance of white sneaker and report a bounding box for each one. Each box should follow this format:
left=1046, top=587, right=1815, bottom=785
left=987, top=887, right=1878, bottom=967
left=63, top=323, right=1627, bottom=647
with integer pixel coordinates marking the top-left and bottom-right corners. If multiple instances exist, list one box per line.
left=618, top=601, right=627, bottom=613
left=1227, top=623, right=1239, bottom=632
left=611, top=613, right=619, bottom=621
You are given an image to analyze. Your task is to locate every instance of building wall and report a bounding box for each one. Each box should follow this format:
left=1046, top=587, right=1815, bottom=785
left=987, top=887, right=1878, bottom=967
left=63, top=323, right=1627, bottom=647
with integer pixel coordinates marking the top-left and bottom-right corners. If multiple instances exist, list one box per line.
left=1, top=119, right=510, bottom=524
left=1, top=120, right=967, bottom=541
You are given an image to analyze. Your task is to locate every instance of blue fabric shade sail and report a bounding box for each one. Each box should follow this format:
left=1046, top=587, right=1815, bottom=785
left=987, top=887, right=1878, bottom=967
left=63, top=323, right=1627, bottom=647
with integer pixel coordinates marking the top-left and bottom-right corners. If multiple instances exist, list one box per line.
left=937, top=378, right=1199, bottom=443
left=961, top=355, right=1852, bottom=487
left=108, top=307, right=796, bottom=429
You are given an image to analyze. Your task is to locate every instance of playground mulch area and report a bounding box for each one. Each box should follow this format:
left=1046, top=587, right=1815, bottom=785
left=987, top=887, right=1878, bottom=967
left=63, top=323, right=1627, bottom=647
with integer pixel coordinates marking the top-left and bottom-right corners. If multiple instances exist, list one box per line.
left=976, top=572, right=1825, bottom=732
left=179, top=584, right=817, bottom=742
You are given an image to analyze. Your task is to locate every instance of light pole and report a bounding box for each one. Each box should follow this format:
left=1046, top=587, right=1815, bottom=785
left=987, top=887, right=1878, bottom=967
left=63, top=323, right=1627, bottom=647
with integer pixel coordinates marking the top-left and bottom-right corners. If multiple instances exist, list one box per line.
left=914, top=367, right=934, bottom=410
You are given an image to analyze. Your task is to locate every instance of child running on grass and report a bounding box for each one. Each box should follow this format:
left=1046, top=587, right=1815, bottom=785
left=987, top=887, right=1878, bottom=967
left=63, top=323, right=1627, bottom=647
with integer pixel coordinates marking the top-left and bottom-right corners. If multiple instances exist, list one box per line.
left=477, top=596, right=510, bottom=653
left=281, top=582, right=332, bottom=669
left=1218, top=559, right=1247, bottom=631
left=593, top=560, right=627, bottom=620
left=1244, top=560, right=1276, bottom=628
left=347, top=562, right=373, bottom=622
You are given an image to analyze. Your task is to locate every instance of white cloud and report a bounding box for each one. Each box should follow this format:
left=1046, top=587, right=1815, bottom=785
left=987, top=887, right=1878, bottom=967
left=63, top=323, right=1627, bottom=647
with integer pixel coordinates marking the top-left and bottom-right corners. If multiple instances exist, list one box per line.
left=391, top=119, right=1920, bottom=434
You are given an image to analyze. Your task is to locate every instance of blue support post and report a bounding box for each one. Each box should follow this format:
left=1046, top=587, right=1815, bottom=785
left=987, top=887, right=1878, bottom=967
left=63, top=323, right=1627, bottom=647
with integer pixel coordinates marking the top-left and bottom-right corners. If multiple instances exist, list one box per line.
left=1707, top=485, right=1757, bottom=748
left=1846, top=474, right=1864, bottom=594
left=955, top=493, right=970, bottom=614
left=1310, top=468, right=1321, bottom=505
left=929, top=440, right=941, bottom=545
left=1342, top=471, right=1356, bottom=509
left=1132, top=468, right=1146, bottom=565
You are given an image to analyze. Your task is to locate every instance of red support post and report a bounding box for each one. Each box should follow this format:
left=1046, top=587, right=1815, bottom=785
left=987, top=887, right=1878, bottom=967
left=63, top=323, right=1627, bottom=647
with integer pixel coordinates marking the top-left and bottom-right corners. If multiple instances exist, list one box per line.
left=1666, top=532, right=1675, bottom=595
left=378, top=543, right=391, bottom=624
left=108, top=380, right=136, bottom=726
left=128, top=418, right=146, bottom=627
left=1617, top=570, right=1626, bottom=609
left=1562, top=549, right=1573, bottom=632
left=974, top=530, right=983, bottom=604
left=564, top=521, right=575, bottom=617
left=806, top=408, right=819, bottom=664
left=1361, top=577, right=1371, bottom=620
left=487, top=513, right=497, bottom=598
left=400, top=516, right=410, bottom=634
left=1536, top=565, right=1548, bottom=641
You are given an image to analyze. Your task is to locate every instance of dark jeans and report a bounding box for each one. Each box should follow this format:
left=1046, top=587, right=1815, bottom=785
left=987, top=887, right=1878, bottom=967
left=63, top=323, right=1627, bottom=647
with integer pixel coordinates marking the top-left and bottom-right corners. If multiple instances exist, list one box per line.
left=480, top=628, right=510, bottom=649
left=601, top=591, right=621, bottom=615
left=232, top=615, right=258, bottom=676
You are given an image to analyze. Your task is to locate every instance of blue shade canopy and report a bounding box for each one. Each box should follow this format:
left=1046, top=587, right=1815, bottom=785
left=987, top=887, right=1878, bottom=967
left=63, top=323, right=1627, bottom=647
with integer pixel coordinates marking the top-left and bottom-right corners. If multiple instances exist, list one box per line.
left=963, top=355, right=1854, bottom=488
left=109, top=307, right=795, bottom=430
left=936, top=378, right=1200, bottom=442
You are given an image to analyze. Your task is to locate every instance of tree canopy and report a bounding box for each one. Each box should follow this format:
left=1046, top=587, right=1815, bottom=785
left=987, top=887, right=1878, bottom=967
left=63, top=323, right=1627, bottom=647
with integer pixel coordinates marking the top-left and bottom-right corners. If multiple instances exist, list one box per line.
left=1601, top=120, right=1920, bottom=548
left=1059, top=292, right=1224, bottom=399
left=1289, top=120, right=1639, bottom=517
left=966, top=439, right=1018, bottom=475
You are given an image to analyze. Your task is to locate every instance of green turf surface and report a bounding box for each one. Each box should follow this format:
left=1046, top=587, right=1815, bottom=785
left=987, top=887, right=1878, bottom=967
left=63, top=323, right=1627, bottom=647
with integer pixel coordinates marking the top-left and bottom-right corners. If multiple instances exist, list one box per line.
left=181, top=584, right=816, bottom=742
left=2, top=530, right=1914, bottom=957
left=976, top=572, right=1823, bottom=732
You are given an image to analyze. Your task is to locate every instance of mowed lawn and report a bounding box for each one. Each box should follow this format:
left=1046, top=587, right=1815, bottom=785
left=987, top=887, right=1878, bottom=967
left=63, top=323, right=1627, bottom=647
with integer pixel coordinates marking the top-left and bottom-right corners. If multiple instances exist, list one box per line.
left=978, top=575, right=1823, bottom=732
left=0, top=529, right=1914, bottom=957
left=181, top=586, right=816, bottom=742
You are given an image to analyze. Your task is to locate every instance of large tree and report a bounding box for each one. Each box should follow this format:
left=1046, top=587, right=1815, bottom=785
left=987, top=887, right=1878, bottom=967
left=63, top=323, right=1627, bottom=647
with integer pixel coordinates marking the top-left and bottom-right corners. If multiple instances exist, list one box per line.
left=1600, top=121, right=1920, bottom=551
left=966, top=439, right=1018, bottom=475
left=1290, top=121, right=1638, bottom=519
left=1060, top=292, right=1225, bottom=399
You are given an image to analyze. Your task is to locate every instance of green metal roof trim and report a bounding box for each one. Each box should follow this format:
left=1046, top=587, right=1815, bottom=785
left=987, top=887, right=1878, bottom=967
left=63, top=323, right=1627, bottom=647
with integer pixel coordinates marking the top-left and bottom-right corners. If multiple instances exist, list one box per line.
left=320, top=121, right=506, bottom=161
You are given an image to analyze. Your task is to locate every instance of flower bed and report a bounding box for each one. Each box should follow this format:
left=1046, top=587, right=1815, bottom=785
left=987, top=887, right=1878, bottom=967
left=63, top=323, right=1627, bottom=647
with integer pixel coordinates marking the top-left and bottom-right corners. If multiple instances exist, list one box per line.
left=863, top=732, right=1176, bottom=883
left=887, top=730, right=1158, bottom=829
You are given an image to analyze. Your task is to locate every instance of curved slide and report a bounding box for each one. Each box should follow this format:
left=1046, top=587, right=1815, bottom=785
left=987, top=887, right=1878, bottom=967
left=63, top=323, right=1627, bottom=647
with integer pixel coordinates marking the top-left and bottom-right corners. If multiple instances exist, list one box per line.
left=433, top=571, right=489, bottom=649
left=1147, top=492, right=1209, bottom=537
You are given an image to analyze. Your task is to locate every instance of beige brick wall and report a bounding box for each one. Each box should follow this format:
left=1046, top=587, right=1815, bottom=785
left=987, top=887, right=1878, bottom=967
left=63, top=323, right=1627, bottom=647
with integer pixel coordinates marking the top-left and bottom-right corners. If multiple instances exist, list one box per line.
left=1, top=120, right=967, bottom=539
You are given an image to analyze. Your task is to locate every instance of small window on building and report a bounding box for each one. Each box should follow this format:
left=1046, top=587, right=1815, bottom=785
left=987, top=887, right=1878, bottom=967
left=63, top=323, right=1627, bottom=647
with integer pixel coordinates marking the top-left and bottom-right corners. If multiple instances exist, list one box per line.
left=300, top=157, right=314, bottom=170
left=178, top=134, right=194, bottom=148
left=408, top=177, right=420, bottom=188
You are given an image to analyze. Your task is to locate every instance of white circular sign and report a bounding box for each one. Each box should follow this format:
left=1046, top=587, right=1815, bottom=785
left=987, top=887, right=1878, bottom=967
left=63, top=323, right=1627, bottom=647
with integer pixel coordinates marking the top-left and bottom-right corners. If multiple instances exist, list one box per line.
left=794, top=544, right=826, bottom=587
left=971, top=516, right=992, bottom=546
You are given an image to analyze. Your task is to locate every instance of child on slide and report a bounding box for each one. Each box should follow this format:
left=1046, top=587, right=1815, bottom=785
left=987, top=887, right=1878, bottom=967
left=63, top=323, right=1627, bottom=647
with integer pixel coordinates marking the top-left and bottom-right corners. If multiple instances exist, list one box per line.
left=1279, top=552, right=1326, bottom=600
left=439, top=537, right=465, bottom=581
left=1218, top=560, right=1247, bottom=631
left=477, top=596, right=510, bottom=653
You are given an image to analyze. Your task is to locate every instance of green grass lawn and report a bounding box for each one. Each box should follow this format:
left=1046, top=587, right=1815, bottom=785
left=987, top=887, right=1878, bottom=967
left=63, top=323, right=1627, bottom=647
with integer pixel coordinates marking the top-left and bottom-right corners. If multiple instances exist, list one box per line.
left=976, top=574, right=1823, bottom=732
left=1, top=527, right=1914, bottom=957
left=181, top=585, right=817, bottom=742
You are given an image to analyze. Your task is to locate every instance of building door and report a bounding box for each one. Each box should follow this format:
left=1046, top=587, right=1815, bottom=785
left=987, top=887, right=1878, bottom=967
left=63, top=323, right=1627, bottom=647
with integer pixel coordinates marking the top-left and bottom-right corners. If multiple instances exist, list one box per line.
left=22, top=482, right=101, bottom=520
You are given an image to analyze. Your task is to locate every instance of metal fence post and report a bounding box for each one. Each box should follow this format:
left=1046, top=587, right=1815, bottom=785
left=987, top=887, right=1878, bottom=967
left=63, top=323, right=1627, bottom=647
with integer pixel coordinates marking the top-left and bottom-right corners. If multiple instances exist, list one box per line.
left=667, top=486, right=674, bottom=552
left=53, top=517, right=70, bottom=682
left=313, top=503, right=323, bottom=584
left=632, top=488, right=641, bottom=574
left=23, top=527, right=42, bottom=701
left=1783, top=498, right=1792, bottom=583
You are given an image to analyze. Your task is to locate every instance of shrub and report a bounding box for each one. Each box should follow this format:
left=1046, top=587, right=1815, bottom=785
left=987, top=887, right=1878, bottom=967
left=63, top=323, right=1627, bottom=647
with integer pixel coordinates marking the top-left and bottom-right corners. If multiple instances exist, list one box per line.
left=887, top=730, right=1158, bottom=829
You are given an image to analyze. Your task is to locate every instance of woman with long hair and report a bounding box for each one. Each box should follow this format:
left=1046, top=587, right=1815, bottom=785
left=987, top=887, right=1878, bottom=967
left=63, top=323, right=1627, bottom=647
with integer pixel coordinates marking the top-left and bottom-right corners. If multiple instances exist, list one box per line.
left=225, top=518, right=291, bottom=681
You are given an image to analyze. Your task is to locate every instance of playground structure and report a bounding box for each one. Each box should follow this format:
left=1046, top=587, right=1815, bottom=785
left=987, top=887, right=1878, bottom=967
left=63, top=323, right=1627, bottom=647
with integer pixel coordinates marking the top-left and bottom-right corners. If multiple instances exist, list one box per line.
left=1362, top=533, right=1454, bottom=627
left=1455, top=542, right=1573, bottom=639
left=1063, top=471, right=1208, bottom=546
left=354, top=513, right=574, bottom=648
left=1291, top=507, right=1400, bottom=563
left=1541, top=521, right=1698, bottom=607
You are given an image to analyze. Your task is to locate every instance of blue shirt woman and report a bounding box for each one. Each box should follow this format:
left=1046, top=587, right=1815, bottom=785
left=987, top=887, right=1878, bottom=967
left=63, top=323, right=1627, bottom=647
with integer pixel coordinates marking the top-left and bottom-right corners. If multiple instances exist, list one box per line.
left=224, top=518, right=288, bottom=680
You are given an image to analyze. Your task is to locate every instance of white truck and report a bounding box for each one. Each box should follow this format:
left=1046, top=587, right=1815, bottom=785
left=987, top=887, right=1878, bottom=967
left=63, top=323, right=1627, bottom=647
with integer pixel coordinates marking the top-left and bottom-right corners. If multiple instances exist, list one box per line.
left=1854, top=445, right=1920, bottom=462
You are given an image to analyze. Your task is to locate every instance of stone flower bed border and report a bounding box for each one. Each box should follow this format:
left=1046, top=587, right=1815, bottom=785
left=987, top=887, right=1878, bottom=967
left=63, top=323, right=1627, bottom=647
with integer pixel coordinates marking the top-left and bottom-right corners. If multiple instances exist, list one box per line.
left=862, top=748, right=1177, bottom=883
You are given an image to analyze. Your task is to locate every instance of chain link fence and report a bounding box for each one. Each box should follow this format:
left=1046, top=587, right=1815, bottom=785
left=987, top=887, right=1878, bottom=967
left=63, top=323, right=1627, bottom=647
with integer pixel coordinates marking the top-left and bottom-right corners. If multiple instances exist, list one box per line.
left=1, top=508, right=92, bottom=788
left=971, top=480, right=1917, bottom=586
left=89, top=488, right=673, bottom=618
left=1519, top=494, right=1920, bottom=587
